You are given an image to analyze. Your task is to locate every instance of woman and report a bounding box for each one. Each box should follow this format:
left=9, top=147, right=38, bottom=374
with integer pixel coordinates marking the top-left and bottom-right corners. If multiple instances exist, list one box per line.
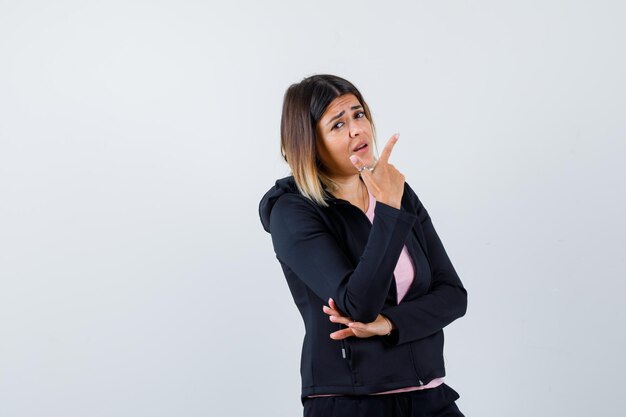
left=259, top=74, right=468, bottom=417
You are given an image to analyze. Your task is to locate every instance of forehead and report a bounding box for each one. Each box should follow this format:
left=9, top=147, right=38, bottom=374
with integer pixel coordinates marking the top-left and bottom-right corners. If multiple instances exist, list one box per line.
left=321, top=94, right=361, bottom=119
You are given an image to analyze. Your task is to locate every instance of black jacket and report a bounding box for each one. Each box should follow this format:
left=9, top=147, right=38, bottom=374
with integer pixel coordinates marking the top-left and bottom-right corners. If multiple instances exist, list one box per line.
left=259, top=176, right=467, bottom=399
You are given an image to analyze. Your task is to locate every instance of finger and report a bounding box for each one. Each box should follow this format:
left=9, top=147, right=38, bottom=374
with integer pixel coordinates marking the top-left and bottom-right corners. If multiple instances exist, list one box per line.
left=329, top=315, right=353, bottom=325
left=347, top=322, right=379, bottom=338
left=323, top=305, right=341, bottom=317
left=349, top=154, right=366, bottom=173
left=378, top=133, right=400, bottom=164
left=349, top=155, right=376, bottom=187
left=327, top=299, right=350, bottom=318
left=330, top=328, right=354, bottom=340
left=347, top=322, right=366, bottom=330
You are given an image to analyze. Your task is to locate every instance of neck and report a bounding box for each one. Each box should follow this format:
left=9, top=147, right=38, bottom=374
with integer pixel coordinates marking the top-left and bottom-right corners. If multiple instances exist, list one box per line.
left=329, top=174, right=368, bottom=212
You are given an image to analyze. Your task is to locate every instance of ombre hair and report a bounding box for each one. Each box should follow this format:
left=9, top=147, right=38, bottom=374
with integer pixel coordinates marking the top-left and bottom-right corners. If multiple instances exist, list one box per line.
left=280, top=74, right=376, bottom=206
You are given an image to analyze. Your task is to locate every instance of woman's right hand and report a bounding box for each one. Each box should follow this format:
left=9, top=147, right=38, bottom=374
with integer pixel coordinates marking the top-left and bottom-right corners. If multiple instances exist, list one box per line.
left=350, top=133, right=405, bottom=209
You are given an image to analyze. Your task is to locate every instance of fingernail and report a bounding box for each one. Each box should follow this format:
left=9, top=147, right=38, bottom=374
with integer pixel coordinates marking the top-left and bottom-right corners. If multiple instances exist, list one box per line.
left=394, top=133, right=400, bottom=140
left=349, top=155, right=358, bottom=164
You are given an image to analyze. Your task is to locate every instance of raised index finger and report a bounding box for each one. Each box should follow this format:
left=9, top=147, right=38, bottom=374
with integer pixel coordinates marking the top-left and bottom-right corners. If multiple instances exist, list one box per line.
left=378, top=133, right=400, bottom=164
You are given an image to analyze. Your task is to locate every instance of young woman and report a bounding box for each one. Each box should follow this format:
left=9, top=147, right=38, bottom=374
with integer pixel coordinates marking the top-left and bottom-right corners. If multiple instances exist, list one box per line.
left=259, top=74, right=468, bottom=417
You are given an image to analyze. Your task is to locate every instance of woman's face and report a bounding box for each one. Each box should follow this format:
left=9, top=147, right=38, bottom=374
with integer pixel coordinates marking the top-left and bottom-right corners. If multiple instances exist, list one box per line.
left=316, top=94, right=375, bottom=178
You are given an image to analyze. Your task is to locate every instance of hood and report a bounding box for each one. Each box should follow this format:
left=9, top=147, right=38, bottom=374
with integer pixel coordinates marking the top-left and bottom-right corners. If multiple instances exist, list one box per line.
left=259, top=176, right=300, bottom=233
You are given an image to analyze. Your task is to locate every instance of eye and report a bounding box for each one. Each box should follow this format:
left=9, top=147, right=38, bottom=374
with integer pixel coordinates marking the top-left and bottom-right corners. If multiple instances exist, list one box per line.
left=354, top=111, right=365, bottom=119
left=332, top=121, right=345, bottom=130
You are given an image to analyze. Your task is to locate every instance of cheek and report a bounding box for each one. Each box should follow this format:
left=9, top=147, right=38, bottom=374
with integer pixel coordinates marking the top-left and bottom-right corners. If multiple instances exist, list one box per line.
left=320, top=136, right=344, bottom=158
left=329, top=141, right=352, bottom=163
left=362, top=121, right=373, bottom=135
left=316, top=140, right=337, bottom=167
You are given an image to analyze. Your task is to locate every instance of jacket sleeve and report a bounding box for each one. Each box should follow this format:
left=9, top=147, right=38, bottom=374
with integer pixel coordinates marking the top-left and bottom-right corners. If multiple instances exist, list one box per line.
left=381, top=185, right=468, bottom=345
left=270, top=193, right=417, bottom=323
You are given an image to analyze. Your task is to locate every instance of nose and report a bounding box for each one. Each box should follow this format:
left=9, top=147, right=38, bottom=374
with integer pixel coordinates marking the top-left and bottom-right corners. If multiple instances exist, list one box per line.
left=348, top=120, right=362, bottom=138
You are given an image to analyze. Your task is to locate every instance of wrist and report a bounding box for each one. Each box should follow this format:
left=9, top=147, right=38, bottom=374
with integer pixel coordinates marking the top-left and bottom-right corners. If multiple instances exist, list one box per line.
left=377, top=199, right=402, bottom=210
left=381, top=315, right=394, bottom=336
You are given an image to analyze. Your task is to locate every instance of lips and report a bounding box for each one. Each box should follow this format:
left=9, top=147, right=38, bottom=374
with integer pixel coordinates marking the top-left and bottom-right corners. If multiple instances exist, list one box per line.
left=352, top=142, right=368, bottom=152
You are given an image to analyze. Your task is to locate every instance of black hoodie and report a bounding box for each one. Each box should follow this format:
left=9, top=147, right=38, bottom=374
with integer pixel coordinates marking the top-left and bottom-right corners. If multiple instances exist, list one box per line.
left=259, top=176, right=467, bottom=399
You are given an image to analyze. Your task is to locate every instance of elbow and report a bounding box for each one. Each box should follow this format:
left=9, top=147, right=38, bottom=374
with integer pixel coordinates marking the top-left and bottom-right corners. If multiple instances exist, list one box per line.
left=351, top=309, right=380, bottom=324
left=455, top=286, right=468, bottom=319
left=343, top=295, right=381, bottom=324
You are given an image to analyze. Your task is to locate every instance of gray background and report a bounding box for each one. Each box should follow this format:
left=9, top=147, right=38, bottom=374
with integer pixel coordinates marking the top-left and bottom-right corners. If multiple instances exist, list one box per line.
left=1, top=1, right=625, bottom=416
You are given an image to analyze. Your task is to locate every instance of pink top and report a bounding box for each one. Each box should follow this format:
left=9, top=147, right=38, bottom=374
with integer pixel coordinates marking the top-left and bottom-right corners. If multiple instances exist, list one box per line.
left=311, top=191, right=444, bottom=398
left=364, top=190, right=415, bottom=304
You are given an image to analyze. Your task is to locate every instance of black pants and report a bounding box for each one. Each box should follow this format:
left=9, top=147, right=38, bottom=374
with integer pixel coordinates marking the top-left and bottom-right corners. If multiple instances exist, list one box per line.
left=303, top=384, right=464, bottom=417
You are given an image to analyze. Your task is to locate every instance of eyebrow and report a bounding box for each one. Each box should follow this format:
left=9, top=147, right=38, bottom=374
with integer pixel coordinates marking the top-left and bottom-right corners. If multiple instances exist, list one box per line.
left=326, top=105, right=363, bottom=126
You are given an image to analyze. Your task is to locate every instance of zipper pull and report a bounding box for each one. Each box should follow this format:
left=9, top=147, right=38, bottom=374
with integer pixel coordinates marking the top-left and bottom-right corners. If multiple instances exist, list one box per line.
left=341, top=348, right=347, bottom=359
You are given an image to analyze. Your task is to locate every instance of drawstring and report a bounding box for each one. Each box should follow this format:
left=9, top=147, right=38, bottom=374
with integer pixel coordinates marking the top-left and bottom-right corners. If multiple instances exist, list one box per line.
left=339, top=324, right=347, bottom=359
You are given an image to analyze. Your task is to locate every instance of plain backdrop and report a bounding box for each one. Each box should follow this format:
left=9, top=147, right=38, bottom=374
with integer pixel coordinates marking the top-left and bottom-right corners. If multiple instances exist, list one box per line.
left=1, top=1, right=625, bottom=416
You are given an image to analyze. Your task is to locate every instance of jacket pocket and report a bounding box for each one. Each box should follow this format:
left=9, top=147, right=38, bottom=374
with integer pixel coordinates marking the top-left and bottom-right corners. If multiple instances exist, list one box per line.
left=351, top=338, right=417, bottom=385
left=409, top=330, right=446, bottom=383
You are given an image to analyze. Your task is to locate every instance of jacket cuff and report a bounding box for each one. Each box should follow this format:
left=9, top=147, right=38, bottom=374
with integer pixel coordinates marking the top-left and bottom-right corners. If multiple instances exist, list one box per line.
left=374, top=201, right=417, bottom=226
left=380, top=308, right=405, bottom=345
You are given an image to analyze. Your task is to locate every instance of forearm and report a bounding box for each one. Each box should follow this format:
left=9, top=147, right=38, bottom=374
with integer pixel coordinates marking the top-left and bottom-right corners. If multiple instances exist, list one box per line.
left=382, top=282, right=467, bottom=345
left=340, top=202, right=417, bottom=322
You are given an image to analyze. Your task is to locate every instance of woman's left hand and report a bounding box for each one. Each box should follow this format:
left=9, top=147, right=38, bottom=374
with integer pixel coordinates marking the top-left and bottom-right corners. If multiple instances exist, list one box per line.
left=323, top=298, right=393, bottom=340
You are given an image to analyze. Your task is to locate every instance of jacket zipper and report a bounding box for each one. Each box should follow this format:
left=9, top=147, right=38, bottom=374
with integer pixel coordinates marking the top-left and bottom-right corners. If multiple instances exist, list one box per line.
left=339, top=331, right=359, bottom=385
left=340, top=326, right=347, bottom=359
left=408, top=343, right=425, bottom=386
